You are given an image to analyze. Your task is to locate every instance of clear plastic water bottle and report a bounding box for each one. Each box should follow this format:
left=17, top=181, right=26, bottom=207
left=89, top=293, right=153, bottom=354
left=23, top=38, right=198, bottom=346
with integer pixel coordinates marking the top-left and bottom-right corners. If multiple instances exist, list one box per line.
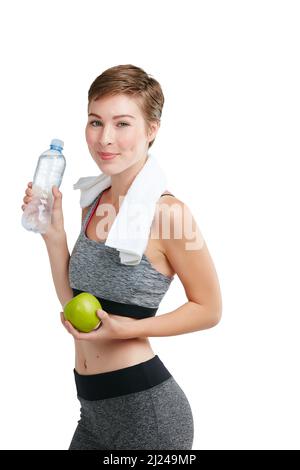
left=21, top=138, right=66, bottom=234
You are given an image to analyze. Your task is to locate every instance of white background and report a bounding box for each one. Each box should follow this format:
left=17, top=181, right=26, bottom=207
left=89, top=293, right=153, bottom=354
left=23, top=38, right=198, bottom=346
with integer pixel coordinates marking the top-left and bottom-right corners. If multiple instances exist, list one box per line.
left=0, top=0, right=299, bottom=450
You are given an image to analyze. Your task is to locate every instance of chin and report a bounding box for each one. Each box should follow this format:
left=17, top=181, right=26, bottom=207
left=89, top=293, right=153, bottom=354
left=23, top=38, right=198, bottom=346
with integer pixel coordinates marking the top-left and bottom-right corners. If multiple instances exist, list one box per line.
left=97, top=164, right=123, bottom=176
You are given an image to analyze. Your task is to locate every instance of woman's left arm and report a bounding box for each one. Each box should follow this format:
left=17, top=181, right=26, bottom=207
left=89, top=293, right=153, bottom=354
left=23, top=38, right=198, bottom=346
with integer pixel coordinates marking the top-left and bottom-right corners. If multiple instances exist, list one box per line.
left=131, top=199, right=223, bottom=338
left=61, top=199, right=222, bottom=341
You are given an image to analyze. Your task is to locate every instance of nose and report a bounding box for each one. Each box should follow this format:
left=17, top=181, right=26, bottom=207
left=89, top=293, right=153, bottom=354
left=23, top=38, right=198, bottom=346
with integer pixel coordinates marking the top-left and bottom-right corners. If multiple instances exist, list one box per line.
left=98, top=123, right=114, bottom=147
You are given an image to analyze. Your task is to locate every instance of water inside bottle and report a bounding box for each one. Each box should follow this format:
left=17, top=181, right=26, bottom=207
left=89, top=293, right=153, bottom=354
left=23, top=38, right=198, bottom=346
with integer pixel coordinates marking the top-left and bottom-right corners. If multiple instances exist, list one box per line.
left=22, top=140, right=65, bottom=234
left=22, top=185, right=54, bottom=233
left=36, top=156, right=63, bottom=184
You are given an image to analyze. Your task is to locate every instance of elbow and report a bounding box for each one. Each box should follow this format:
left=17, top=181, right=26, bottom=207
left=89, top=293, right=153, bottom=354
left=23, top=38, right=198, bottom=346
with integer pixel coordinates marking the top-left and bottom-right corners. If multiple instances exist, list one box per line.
left=210, top=295, right=222, bottom=327
left=195, top=303, right=222, bottom=329
left=210, top=309, right=222, bottom=327
left=206, top=300, right=222, bottom=328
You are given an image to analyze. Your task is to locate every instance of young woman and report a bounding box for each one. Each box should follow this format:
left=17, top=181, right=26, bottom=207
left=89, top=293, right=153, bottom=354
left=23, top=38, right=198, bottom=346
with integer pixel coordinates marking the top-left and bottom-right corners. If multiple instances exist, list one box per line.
left=21, top=64, right=222, bottom=450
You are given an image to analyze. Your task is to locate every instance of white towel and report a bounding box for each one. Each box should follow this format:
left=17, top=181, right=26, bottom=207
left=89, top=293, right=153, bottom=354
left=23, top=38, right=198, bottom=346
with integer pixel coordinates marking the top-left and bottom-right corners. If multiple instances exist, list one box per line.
left=73, top=152, right=168, bottom=265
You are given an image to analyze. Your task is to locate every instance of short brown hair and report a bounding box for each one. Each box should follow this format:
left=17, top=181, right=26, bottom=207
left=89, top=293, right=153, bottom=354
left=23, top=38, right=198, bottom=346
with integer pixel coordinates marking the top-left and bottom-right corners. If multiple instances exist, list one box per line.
left=88, top=64, right=164, bottom=149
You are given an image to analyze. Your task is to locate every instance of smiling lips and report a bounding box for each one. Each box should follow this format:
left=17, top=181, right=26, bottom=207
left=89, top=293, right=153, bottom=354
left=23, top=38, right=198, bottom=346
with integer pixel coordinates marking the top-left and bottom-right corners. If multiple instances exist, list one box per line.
left=98, top=152, right=119, bottom=160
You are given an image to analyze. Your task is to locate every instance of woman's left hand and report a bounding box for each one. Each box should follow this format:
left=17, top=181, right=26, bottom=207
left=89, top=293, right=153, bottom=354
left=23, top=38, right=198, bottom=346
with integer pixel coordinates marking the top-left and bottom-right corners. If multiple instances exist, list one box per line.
left=60, top=309, right=136, bottom=341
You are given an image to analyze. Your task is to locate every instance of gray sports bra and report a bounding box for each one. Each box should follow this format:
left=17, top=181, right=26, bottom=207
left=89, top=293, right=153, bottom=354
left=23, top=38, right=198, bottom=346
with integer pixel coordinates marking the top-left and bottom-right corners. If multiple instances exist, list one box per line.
left=68, top=189, right=175, bottom=319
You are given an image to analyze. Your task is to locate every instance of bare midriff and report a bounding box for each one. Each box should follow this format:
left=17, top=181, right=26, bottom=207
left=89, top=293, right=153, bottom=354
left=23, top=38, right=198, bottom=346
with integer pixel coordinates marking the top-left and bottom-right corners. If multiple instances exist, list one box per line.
left=75, top=328, right=156, bottom=375
left=76, top=191, right=175, bottom=375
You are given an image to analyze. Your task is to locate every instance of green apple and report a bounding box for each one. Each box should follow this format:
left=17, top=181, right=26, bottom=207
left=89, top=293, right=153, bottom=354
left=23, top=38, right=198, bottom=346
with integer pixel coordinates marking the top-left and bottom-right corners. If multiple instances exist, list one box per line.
left=63, top=292, right=102, bottom=333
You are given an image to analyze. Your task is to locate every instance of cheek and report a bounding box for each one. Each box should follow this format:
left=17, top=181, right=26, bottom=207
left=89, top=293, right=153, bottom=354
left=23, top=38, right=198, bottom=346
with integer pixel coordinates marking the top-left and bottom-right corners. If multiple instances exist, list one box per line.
left=119, top=128, right=141, bottom=148
left=85, top=128, right=95, bottom=146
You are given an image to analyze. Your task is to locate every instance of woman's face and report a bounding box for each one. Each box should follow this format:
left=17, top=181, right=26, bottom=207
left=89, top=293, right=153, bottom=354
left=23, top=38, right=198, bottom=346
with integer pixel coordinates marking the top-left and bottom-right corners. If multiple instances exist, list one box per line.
left=85, top=94, right=159, bottom=175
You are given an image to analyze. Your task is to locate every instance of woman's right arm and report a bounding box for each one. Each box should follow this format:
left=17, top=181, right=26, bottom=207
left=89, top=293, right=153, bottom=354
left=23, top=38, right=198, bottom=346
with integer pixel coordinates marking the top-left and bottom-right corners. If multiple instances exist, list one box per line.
left=22, top=182, right=73, bottom=308
left=43, top=234, right=73, bottom=308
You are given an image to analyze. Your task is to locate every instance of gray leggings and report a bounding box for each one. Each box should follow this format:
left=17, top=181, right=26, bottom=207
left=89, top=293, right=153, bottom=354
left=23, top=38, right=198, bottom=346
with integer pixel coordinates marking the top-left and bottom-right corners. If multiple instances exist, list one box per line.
left=69, top=357, right=194, bottom=450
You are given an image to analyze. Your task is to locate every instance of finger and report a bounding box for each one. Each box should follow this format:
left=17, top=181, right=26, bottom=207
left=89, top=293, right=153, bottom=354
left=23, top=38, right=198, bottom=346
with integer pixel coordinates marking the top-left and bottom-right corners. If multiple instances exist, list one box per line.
left=73, top=329, right=103, bottom=341
left=64, top=320, right=103, bottom=341
left=60, top=312, right=69, bottom=331
left=96, top=309, right=108, bottom=321
left=52, top=185, right=62, bottom=199
left=52, top=186, right=63, bottom=211
left=28, top=182, right=33, bottom=187
left=78, top=330, right=103, bottom=340
left=25, top=187, right=33, bottom=196
left=23, top=195, right=32, bottom=203
left=64, top=320, right=83, bottom=339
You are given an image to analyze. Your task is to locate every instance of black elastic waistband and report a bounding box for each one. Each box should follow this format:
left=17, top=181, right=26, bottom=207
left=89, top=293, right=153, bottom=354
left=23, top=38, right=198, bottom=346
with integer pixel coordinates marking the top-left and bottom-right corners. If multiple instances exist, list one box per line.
left=72, top=289, right=157, bottom=319
left=74, top=355, right=172, bottom=401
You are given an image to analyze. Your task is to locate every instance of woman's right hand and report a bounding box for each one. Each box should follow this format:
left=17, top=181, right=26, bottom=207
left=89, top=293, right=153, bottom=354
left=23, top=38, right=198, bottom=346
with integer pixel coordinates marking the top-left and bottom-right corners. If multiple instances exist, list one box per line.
left=21, top=182, right=66, bottom=242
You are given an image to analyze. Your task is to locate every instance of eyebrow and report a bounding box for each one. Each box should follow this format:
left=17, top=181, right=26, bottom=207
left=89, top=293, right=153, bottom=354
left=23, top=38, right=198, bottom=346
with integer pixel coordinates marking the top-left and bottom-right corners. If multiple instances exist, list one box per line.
left=88, top=113, right=136, bottom=119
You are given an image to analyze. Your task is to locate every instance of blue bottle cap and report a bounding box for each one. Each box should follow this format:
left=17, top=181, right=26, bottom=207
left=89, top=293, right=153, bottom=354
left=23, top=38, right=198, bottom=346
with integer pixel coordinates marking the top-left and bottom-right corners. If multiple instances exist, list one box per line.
left=50, top=138, right=64, bottom=149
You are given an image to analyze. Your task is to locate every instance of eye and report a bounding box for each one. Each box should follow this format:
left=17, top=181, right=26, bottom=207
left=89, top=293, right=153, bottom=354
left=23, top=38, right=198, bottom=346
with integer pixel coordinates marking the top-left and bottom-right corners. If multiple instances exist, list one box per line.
left=89, top=120, right=101, bottom=127
left=89, top=120, right=130, bottom=128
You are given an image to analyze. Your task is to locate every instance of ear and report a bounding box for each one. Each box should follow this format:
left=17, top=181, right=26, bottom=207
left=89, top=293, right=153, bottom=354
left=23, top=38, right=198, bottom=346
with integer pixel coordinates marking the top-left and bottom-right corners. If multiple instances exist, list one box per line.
left=147, top=120, right=160, bottom=142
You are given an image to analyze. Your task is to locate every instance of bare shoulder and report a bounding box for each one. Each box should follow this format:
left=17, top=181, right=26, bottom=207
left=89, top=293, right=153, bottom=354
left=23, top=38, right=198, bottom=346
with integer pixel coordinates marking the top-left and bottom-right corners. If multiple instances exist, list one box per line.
left=156, top=194, right=191, bottom=232
left=158, top=193, right=184, bottom=208
left=158, top=194, right=203, bottom=246
left=157, top=192, right=184, bottom=213
left=153, top=194, right=187, bottom=242
left=157, top=195, right=222, bottom=314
